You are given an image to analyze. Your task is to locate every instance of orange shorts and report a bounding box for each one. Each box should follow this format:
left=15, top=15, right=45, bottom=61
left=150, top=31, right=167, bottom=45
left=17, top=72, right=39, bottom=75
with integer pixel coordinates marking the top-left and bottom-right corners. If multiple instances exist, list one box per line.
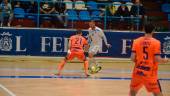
left=130, top=76, right=162, bottom=94
left=66, top=51, right=86, bottom=61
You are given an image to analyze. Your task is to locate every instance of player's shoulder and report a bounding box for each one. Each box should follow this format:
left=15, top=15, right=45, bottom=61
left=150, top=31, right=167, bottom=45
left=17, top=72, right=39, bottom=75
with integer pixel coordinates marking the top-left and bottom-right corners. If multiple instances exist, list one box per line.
left=88, top=27, right=92, bottom=31
left=151, top=37, right=160, bottom=42
left=95, top=26, right=102, bottom=32
left=70, top=35, right=76, bottom=39
left=151, top=38, right=161, bottom=44
left=134, top=37, right=143, bottom=42
left=70, top=35, right=75, bottom=38
left=79, top=35, right=85, bottom=39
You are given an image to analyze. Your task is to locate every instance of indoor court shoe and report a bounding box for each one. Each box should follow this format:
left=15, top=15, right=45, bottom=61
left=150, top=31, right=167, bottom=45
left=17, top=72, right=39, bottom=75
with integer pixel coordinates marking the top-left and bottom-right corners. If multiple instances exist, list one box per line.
left=52, top=73, right=61, bottom=77
left=95, top=66, right=102, bottom=73
left=85, top=74, right=91, bottom=78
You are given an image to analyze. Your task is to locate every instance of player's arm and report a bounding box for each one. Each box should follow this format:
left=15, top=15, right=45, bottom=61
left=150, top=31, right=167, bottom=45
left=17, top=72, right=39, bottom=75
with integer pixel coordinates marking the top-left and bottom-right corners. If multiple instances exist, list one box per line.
left=83, top=38, right=89, bottom=52
left=130, top=40, right=137, bottom=62
left=84, top=44, right=89, bottom=52
left=87, top=34, right=92, bottom=44
left=154, top=41, right=169, bottom=63
left=155, top=55, right=169, bottom=63
left=130, top=52, right=136, bottom=62
left=100, top=30, right=111, bottom=48
left=87, top=30, right=92, bottom=45
left=67, top=38, right=71, bottom=54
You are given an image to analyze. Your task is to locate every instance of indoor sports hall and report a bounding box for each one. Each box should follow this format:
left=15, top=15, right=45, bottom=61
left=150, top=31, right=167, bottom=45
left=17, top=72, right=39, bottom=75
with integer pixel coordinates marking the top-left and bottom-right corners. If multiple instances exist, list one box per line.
left=0, top=0, right=170, bottom=96
left=0, top=56, right=170, bottom=96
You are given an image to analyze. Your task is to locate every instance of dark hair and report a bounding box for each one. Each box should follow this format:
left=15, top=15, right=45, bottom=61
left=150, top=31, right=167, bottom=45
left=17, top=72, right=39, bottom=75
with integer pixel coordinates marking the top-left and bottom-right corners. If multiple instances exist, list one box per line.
left=144, top=23, right=155, bottom=34
left=90, top=20, right=95, bottom=23
left=76, top=29, right=82, bottom=34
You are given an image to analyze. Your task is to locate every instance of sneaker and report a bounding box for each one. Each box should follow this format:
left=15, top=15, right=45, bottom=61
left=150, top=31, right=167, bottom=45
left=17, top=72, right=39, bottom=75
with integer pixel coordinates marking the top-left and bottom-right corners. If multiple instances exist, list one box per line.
left=95, top=66, right=102, bottom=73
left=52, top=73, right=61, bottom=77
left=85, top=74, right=90, bottom=77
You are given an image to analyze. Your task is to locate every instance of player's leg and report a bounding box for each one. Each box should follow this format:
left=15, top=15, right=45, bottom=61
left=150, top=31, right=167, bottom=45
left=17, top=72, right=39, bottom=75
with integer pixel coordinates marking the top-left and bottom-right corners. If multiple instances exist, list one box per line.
left=129, top=77, right=143, bottom=96
left=56, top=58, right=67, bottom=76
left=77, top=52, right=90, bottom=77
left=88, top=52, right=96, bottom=66
left=88, top=52, right=102, bottom=73
left=56, top=53, right=74, bottom=76
left=88, top=45, right=102, bottom=73
left=145, top=79, right=163, bottom=96
left=84, top=60, right=90, bottom=77
left=88, top=45, right=100, bottom=66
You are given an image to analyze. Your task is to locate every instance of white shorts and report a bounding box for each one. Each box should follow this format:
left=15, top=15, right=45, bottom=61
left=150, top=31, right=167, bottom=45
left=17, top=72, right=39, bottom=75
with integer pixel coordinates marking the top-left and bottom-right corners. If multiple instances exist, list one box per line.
left=89, top=45, right=101, bottom=55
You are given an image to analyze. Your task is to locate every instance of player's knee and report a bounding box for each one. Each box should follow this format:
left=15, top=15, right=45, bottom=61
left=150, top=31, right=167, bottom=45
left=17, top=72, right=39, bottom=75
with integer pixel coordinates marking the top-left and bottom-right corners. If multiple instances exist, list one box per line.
left=88, top=53, right=94, bottom=58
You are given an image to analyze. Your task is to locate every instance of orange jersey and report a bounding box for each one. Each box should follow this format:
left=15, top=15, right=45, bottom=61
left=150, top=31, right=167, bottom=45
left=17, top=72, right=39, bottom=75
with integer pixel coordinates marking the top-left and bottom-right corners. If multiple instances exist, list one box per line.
left=131, top=36, right=161, bottom=79
left=69, top=35, right=88, bottom=52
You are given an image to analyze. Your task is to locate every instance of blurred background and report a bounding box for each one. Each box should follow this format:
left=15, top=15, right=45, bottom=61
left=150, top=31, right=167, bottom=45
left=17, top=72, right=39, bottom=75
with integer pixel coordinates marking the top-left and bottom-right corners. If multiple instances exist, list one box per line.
left=0, top=0, right=170, bottom=32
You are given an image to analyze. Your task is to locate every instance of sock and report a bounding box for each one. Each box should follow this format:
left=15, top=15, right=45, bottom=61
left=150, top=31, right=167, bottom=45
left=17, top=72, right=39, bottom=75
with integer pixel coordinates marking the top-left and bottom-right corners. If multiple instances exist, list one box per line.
left=89, top=57, right=97, bottom=67
left=84, top=60, right=89, bottom=75
left=57, top=59, right=66, bottom=74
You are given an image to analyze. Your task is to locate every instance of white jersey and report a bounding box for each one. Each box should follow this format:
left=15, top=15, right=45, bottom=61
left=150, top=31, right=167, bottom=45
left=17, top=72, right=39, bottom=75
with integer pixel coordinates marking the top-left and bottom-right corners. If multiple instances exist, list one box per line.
left=88, top=26, right=107, bottom=46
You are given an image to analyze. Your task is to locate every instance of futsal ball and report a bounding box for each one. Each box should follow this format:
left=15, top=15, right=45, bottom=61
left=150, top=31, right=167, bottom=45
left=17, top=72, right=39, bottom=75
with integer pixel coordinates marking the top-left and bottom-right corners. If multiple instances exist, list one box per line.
left=91, top=66, right=96, bottom=71
left=89, top=66, right=97, bottom=74
left=89, top=65, right=102, bottom=74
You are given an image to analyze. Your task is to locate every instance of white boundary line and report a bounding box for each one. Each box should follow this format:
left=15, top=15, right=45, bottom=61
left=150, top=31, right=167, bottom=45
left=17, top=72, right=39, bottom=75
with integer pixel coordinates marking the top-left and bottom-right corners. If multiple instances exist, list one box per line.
left=0, top=84, right=16, bottom=96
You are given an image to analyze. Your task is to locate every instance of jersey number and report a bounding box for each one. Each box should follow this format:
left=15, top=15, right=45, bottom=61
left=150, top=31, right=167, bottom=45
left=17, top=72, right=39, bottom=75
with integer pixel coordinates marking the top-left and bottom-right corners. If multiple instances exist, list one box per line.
left=75, top=38, right=82, bottom=45
left=143, top=46, right=148, bottom=60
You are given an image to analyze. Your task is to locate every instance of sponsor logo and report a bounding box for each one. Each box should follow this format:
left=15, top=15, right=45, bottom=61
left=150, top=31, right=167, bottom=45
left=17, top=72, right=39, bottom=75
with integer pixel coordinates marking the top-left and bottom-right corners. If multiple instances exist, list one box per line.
left=0, top=32, right=12, bottom=51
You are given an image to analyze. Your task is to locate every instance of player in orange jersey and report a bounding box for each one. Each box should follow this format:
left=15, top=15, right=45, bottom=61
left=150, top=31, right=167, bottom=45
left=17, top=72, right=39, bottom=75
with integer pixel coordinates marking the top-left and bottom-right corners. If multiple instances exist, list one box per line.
left=129, top=23, right=169, bottom=96
left=55, top=29, right=90, bottom=77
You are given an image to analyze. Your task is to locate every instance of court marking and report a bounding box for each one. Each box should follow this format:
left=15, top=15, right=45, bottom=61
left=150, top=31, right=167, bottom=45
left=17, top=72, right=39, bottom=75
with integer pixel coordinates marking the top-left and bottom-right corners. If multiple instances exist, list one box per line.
left=0, top=84, right=16, bottom=96
left=1, top=68, right=170, bottom=74
left=0, top=76, right=170, bottom=81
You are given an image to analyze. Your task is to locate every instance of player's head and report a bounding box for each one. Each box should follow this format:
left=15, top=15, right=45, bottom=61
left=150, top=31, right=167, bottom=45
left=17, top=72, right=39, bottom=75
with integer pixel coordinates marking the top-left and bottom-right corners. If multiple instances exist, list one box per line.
left=4, top=0, right=8, bottom=3
left=134, top=0, right=141, bottom=4
left=144, top=23, right=155, bottom=34
left=76, top=29, right=82, bottom=35
left=89, top=20, right=96, bottom=29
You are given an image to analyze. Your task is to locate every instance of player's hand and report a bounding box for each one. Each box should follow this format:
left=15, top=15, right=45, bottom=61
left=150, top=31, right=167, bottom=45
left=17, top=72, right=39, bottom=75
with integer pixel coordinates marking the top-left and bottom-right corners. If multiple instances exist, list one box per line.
left=67, top=49, right=71, bottom=54
left=84, top=45, right=89, bottom=52
left=106, top=44, right=111, bottom=48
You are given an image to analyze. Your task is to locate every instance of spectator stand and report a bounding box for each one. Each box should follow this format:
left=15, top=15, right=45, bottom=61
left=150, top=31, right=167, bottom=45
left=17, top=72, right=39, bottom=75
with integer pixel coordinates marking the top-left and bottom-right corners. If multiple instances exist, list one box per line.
left=1, top=0, right=169, bottom=32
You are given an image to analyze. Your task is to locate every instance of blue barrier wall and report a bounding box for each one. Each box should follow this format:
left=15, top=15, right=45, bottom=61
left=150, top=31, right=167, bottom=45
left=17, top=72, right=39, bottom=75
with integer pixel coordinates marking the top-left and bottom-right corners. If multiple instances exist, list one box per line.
left=0, top=28, right=170, bottom=58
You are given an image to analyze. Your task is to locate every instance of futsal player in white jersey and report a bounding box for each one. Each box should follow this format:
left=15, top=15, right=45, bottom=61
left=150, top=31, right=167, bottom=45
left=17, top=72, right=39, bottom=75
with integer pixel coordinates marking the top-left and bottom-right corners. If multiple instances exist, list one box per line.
left=88, top=20, right=111, bottom=73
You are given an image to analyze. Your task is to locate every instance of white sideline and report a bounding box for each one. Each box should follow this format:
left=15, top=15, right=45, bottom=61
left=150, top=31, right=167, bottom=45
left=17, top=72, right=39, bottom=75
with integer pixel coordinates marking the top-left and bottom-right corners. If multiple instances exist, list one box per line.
left=0, top=84, right=16, bottom=96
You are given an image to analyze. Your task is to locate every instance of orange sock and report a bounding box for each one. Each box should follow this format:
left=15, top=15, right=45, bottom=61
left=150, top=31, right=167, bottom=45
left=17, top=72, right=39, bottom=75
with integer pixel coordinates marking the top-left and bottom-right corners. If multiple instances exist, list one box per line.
left=84, top=60, right=89, bottom=75
left=57, top=60, right=66, bottom=74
